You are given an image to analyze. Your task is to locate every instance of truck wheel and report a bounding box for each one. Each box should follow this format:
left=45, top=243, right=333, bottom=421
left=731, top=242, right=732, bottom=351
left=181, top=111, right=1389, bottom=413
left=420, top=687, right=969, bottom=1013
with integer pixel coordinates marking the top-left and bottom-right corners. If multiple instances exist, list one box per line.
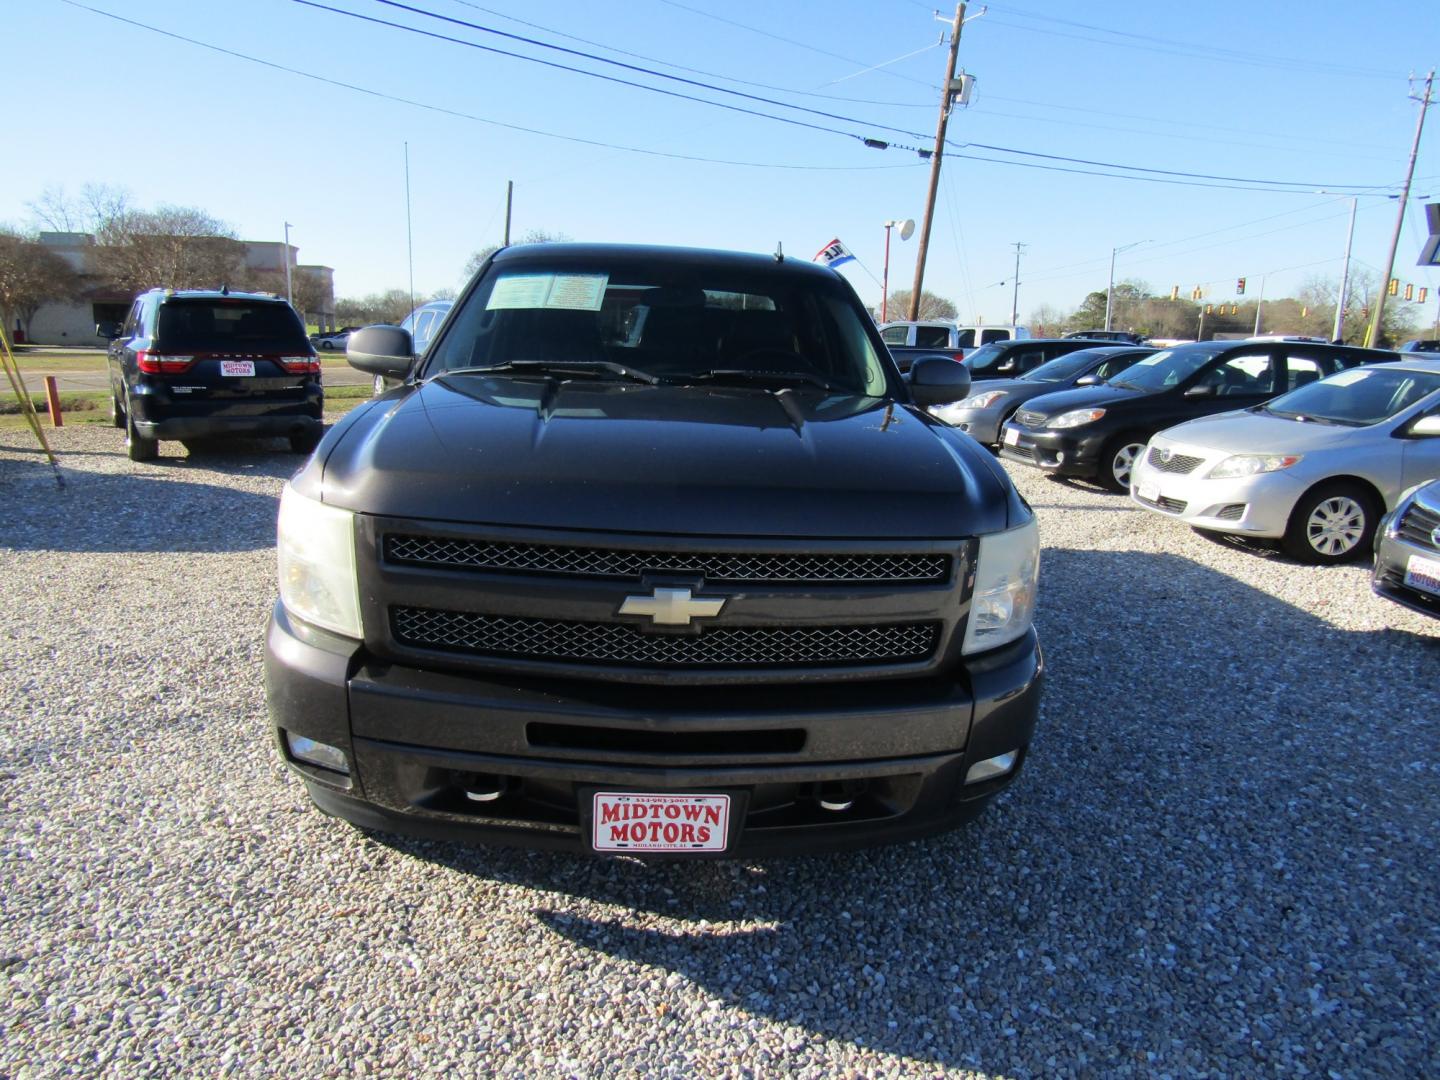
left=125, top=399, right=158, bottom=462
left=1282, top=482, right=1378, bottom=564
left=1101, top=434, right=1147, bottom=493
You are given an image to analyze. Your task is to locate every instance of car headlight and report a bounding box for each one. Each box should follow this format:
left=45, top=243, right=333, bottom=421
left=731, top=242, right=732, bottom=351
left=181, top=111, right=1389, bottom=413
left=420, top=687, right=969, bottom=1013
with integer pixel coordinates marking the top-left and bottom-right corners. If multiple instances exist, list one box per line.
left=1207, top=454, right=1302, bottom=479
left=962, top=516, right=1040, bottom=655
left=1047, top=408, right=1106, bottom=429
left=955, top=390, right=1008, bottom=410
left=277, top=484, right=362, bottom=638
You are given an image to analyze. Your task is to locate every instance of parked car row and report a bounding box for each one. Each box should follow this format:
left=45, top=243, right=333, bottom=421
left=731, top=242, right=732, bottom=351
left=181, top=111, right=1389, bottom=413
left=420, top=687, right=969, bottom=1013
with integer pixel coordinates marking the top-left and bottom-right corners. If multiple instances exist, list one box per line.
left=929, top=333, right=1440, bottom=620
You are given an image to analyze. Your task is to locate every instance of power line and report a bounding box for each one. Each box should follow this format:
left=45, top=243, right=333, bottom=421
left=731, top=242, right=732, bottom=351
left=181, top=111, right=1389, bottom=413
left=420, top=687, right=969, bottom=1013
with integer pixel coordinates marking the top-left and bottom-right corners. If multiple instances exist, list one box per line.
left=58, top=0, right=924, bottom=172
left=363, top=0, right=935, bottom=140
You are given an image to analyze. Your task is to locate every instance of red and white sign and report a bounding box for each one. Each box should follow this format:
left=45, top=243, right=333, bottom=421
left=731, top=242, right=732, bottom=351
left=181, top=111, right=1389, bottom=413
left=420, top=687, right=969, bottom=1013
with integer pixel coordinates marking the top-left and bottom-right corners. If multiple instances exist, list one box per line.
left=591, top=792, right=730, bottom=853
left=220, top=359, right=256, bottom=377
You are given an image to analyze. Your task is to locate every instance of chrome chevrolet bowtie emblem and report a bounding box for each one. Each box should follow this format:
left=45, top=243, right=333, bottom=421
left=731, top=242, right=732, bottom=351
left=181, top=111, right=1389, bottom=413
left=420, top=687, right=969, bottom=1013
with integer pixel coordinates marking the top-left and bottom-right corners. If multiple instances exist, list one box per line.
left=618, top=587, right=726, bottom=627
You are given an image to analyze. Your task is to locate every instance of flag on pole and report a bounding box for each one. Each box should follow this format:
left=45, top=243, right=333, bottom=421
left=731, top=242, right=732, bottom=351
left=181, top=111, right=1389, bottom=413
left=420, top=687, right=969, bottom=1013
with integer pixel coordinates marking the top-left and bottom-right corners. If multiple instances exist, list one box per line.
left=813, top=238, right=855, bottom=268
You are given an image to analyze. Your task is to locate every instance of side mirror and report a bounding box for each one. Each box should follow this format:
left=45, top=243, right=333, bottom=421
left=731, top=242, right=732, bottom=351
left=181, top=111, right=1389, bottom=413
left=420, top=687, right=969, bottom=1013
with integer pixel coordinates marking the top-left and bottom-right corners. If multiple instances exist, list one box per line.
left=96, top=321, right=122, bottom=340
left=1184, top=384, right=1217, bottom=398
left=1406, top=414, right=1440, bottom=437
left=907, top=355, right=972, bottom=406
left=347, top=324, right=414, bottom=379
left=1074, top=374, right=1101, bottom=387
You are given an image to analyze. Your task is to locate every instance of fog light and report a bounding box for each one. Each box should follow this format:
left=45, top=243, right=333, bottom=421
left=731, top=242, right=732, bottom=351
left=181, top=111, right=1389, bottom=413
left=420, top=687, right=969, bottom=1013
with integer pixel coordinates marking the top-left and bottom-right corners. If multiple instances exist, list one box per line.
left=1055, top=451, right=1066, bottom=464
left=286, top=732, right=349, bottom=774
left=965, top=750, right=1018, bottom=784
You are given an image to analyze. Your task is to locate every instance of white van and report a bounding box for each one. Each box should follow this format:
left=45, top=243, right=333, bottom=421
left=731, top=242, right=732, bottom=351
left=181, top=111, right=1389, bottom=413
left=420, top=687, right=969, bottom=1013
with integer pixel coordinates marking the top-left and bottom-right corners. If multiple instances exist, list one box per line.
left=879, top=321, right=1031, bottom=351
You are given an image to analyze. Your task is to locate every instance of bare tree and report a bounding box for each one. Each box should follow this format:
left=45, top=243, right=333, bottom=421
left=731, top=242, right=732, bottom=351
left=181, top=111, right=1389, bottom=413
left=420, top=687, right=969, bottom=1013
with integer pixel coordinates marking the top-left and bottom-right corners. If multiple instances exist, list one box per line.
left=878, top=288, right=956, bottom=322
left=27, top=182, right=132, bottom=235
left=92, top=205, right=247, bottom=291
left=0, top=230, right=80, bottom=344
left=462, top=229, right=569, bottom=281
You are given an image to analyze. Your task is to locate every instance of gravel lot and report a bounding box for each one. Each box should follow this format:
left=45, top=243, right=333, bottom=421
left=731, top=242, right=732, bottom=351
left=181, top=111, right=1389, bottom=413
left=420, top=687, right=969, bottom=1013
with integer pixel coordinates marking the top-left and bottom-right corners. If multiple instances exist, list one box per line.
left=2, top=424, right=1437, bottom=1078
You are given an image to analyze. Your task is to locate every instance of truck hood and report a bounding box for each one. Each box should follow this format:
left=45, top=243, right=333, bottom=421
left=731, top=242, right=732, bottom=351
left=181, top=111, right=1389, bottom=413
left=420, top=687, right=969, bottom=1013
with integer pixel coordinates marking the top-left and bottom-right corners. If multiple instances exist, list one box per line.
left=316, top=375, right=1015, bottom=538
left=1157, top=408, right=1364, bottom=455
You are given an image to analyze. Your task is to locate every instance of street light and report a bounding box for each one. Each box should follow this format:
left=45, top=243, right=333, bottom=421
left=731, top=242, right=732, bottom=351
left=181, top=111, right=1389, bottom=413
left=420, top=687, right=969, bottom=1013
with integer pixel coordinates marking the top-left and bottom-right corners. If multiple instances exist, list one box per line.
left=1105, top=240, right=1147, bottom=331
left=282, top=221, right=294, bottom=307
left=882, top=218, right=915, bottom=322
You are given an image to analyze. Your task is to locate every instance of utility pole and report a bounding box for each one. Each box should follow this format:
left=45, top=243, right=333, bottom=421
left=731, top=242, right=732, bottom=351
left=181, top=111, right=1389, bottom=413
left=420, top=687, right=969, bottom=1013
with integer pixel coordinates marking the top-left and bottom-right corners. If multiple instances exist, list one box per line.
left=1333, top=197, right=1357, bottom=342
left=282, top=221, right=294, bottom=307
left=907, top=3, right=966, bottom=321
left=1253, top=277, right=1265, bottom=336
left=1367, top=69, right=1433, bottom=348
left=504, top=180, right=514, bottom=246
left=1010, top=242, right=1025, bottom=325
left=404, top=142, right=415, bottom=319
left=1105, top=240, right=1146, bottom=331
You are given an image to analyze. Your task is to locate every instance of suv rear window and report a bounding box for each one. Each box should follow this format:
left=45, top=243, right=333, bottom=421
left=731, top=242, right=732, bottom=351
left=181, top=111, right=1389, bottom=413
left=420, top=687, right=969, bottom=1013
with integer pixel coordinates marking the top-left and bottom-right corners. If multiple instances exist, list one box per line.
left=157, top=300, right=308, bottom=353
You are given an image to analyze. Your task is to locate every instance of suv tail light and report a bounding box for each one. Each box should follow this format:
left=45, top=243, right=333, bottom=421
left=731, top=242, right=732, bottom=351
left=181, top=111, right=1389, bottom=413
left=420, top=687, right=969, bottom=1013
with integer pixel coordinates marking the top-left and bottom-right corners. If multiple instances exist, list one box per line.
left=279, top=356, right=321, bottom=374
left=136, top=350, right=195, bottom=374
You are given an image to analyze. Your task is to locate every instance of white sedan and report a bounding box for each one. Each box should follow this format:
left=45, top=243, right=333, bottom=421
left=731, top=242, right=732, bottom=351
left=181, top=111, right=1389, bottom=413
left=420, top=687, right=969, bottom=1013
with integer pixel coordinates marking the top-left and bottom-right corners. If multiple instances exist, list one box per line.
left=1130, top=358, right=1440, bottom=563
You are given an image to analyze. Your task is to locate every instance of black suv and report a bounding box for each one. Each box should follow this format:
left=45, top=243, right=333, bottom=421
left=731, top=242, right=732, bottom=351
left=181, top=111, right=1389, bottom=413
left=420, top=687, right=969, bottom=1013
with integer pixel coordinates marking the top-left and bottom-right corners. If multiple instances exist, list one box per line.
left=999, top=338, right=1398, bottom=491
left=265, top=243, right=1044, bottom=857
left=103, top=288, right=323, bottom=461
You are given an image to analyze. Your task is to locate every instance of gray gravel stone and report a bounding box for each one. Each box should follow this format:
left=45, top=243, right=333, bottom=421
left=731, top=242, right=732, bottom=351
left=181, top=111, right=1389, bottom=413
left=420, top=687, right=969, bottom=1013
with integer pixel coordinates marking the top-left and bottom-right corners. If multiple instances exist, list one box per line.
left=0, top=425, right=1436, bottom=1078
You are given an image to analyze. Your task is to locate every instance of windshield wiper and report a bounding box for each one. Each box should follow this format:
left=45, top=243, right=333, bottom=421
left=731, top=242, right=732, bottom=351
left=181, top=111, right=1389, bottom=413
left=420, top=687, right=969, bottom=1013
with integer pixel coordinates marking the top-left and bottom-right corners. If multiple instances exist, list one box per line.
left=1110, top=379, right=1144, bottom=390
left=675, top=369, right=837, bottom=392
left=434, top=360, right=661, bottom=385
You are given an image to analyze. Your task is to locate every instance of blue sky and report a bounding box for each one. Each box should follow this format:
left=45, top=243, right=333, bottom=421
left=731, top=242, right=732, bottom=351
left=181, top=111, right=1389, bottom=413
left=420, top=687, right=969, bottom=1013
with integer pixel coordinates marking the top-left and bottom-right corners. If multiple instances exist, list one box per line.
left=8, top=0, right=1438, bottom=325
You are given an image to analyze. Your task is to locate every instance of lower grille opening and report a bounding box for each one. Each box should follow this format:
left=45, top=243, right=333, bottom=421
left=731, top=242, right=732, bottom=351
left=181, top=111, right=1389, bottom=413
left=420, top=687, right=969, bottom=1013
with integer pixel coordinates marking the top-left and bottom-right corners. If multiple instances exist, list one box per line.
left=1135, top=492, right=1187, bottom=514
left=1215, top=503, right=1246, bottom=521
left=528, top=722, right=806, bottom=756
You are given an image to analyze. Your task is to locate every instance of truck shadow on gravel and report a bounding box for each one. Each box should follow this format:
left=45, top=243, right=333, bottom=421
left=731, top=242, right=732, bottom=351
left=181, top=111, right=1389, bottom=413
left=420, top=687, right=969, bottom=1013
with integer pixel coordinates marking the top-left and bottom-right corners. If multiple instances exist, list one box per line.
left=0, top=444, right=290, bottom=553
left=370, top=547, right=1437, bottom=1076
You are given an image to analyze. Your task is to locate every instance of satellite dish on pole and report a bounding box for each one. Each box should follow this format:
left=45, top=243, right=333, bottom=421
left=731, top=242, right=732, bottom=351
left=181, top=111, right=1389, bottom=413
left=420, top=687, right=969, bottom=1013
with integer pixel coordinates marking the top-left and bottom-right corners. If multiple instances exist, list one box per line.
left=899, top=219, right=916, bottom=241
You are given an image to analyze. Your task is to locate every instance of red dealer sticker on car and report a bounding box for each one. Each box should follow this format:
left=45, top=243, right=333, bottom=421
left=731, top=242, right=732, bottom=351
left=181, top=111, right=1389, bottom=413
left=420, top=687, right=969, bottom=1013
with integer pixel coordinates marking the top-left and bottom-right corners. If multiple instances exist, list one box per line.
left=591, top=792, right=731, bottom=853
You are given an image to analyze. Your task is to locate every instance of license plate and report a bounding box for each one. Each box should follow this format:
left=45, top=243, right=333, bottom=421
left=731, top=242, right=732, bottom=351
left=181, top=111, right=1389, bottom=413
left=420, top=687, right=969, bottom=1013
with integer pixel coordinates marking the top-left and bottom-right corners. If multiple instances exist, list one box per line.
left=591, top=792, right=731, bottom=853
left=1003, top=426, right=1020, bottom=447
left=220, top=360, right=255, bottom=377
left=1137, top=480, right=1160, bottom=502
left=1404, top=554, right=1440, bottom=597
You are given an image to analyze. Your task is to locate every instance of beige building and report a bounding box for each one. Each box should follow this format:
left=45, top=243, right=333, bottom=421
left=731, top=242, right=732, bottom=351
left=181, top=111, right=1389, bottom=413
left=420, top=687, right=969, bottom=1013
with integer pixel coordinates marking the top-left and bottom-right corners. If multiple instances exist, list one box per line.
left=25, top=232, right=336, bottom=345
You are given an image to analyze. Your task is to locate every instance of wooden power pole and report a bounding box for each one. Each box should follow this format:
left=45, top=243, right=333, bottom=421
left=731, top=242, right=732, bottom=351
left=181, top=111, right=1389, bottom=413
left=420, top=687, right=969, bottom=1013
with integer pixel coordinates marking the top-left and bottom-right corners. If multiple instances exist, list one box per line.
left=907, top=3, right=966, bottom=321
left=1367, top=69, right=1433, bottom=347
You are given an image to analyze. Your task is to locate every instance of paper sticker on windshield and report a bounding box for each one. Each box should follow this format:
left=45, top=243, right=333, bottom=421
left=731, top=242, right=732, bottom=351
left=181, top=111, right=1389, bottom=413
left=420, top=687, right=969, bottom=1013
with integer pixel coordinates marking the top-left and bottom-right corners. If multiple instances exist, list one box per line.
left=486, top=273, right=608, bottom=311
left=1326, top=369, right=1370, bottom=387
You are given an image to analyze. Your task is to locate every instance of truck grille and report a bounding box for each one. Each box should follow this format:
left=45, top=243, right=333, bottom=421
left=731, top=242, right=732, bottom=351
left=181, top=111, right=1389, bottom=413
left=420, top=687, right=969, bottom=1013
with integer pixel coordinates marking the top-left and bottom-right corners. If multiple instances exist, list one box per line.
left=385, top=534, right=950, bottom=584
left=1145, top=447, right=1205, bottom=474
left=392, top=606, right=940, bottom=669
left=1397, top=502, right=1440, bottom=550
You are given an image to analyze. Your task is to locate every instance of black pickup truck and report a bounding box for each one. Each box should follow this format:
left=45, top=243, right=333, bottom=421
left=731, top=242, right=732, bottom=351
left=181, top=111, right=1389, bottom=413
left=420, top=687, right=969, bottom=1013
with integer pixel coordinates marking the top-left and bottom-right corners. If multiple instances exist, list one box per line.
left=264, top=243, right=1044, bottom=857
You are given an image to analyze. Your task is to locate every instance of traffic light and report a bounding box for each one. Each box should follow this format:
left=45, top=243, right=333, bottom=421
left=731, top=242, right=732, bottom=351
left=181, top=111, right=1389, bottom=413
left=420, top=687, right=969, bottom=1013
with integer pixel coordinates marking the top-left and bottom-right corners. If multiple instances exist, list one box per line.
left=1205, top=304, right=1213, bottom=315
left=1236, top=277, right=1246, bottom=295
left=1421, top=288, right=1430, bottom=303
left=1404, top=284, right=1414, bottom=301
left=1230, top=305, right=1238, bottom=315
left=1388, top=278, right=1399, bottom=296
left=1301, top=306, right=1308, bottom=318
left=1191, top=286, right=1202, bottom=300
left=1170, top=285, right=1179, bottom=301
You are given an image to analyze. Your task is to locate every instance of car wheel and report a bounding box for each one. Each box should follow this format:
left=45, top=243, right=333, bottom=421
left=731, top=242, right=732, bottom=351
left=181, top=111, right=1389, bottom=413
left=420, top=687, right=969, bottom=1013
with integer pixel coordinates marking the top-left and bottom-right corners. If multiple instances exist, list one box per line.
left=290, top=430, right=322, bottom=455
left=124, top=397, right=158, bottom=462
left=1101, top=435, right=1147, bottom=493
left=109, top=391, right=125, bottom=428
left=319, top=340, right=334, bottom=351
left=1282, top=482, right=1378, bottom=564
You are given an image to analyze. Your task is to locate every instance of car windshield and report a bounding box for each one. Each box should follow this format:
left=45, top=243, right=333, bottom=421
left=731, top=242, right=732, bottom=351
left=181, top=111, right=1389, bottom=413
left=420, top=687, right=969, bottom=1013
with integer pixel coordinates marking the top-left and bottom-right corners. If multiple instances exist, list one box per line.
left=1023, top=351, right=1100, bottom=383
left=157, top=299, right=308, bottom=353
left=425, top=259, right=891, bottom=396
left=1262, top=367, right=1440, bottom=426
left=1109, top=345, right=1222, bottom=391
left=963, top=343, right=1008, bottom=373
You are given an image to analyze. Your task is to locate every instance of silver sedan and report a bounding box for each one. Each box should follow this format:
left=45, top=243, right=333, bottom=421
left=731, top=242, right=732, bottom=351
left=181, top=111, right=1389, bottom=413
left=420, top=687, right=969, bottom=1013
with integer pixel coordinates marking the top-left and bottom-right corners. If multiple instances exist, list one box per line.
left=1129, top=359, right=1440, bottom=563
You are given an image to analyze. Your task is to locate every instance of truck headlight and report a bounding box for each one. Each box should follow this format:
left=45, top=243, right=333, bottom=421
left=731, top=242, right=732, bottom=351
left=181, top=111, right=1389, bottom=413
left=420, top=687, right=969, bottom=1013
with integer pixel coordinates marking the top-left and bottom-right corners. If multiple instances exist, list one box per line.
left=1207, top=454, right=1301, bottom=479
left=962, top=516, right=1040, bottom=655
left=1047, top=408, right=1106, bottom=429
left=277, top=484, right=362, bottom=638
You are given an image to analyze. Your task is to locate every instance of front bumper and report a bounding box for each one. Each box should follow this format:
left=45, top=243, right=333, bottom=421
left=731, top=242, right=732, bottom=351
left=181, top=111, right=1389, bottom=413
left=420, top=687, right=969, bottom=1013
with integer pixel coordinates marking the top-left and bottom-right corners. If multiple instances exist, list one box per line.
left=1372, top=532, right=1440, bottom=619
left=997, top=422, right=1105, bottom=478
left=934, top=406, right=1006, bottom=445
left=1128, top=455, right=1302, bottom=537
left=264, top=603, right=1044, bottom=856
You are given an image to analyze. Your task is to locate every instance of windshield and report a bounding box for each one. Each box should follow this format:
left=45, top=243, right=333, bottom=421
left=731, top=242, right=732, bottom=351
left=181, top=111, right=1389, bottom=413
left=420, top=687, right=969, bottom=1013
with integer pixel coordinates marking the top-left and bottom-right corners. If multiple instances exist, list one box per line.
left=156, top=299, right=308, bottom=353
left=1024, top=350, right=1102, bottom=384
left=1264, top=366, right=1440, bottom=426
left=426, top=260, right=890, bottom=396
left=1110, top=344, right=1222, bottom=391
left=963, top=343, right=1008, bottom=373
